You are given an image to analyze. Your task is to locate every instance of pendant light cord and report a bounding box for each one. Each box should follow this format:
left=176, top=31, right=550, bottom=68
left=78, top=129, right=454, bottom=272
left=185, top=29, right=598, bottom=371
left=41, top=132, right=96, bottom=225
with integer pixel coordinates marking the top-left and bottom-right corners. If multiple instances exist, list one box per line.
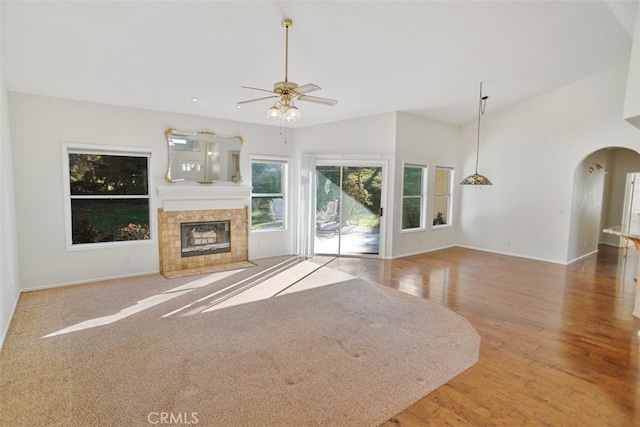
left=475, top=82, right=487, bottom=174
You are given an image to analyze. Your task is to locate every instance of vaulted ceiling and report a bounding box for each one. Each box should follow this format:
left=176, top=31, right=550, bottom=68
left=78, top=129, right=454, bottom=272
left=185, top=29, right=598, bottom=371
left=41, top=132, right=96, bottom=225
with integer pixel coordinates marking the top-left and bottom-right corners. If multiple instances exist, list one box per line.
left=2, top=1, right=637, bottom=128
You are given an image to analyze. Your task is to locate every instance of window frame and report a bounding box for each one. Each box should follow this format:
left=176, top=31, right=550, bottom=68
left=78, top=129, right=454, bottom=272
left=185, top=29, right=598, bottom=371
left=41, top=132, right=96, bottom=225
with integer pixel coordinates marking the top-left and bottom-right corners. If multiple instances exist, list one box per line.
left=432, top=166, right=454, bottom=229
left=250, top=156, right=288, bottom=232
left=401, top=163, right=428, bottom=232
left=62, top=143, right=155, bottom=251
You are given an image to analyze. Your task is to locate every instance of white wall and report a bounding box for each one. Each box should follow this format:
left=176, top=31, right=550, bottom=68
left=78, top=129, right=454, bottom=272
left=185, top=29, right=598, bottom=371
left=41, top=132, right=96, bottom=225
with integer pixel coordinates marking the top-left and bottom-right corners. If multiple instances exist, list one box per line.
left=458, top=64, right=640, bottom=264
left=9, top=92, right=295, bottom=290
left=623, top=4, right=640, bottom=129
left=393, top=112, right=460, bottom=258
left=294, top=113, right=396, bottom=157
left=568, top=151, right=608, bottom=261
left=0, top=3, right=21, bottom=347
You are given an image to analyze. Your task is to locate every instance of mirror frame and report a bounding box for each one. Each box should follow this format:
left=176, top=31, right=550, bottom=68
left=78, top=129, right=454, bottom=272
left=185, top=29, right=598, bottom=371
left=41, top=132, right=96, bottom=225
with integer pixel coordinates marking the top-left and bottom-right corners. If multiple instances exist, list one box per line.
left=165, top=128, right=244, bottom=184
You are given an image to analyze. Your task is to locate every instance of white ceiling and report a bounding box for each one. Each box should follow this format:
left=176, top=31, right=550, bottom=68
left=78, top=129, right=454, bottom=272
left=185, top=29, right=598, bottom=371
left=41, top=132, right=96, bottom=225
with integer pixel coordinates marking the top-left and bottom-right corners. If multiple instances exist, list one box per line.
left=2, top=1, right=637, bottom=128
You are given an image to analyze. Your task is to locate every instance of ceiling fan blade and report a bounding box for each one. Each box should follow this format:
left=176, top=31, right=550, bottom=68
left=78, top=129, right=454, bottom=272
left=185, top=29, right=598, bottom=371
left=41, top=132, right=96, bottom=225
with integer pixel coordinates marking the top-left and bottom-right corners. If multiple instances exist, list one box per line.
left=237, top=95, right=278, bottom=105
left=241, top=85, right=276, bottom=94
left=298, top=94, right=338, bottom=106
left=294, top=83, right=321, bottom=94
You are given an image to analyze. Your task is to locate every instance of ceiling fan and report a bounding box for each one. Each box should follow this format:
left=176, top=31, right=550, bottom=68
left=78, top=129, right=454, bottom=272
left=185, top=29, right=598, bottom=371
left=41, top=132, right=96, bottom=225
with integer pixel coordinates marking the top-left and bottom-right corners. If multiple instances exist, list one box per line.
left=237, top=18, right=338, bottom=122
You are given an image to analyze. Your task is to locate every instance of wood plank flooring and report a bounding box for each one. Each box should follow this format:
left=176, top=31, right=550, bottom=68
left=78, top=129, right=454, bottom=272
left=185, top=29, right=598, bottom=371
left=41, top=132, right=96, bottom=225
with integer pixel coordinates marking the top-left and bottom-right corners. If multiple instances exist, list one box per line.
left=324, top=246, right=640, bottom=426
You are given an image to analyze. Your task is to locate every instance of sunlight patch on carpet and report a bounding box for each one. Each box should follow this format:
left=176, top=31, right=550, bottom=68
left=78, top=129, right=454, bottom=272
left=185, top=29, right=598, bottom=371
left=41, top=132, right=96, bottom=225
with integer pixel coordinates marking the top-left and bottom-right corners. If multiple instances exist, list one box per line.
left=42, top=269, right=242, bottom=338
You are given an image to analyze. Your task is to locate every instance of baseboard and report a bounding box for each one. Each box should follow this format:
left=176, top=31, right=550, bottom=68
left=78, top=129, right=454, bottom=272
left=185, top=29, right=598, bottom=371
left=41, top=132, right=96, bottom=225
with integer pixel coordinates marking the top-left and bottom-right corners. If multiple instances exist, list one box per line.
left=15, top=245, right=598, bottom=293
left=389, top=244, right=456, bottom=260
left=566, top=249, right=599, bottom=265
left=0, top=292, right=20, bottom=351
left=456, top=245, right=569, bottom=265
left=21, top=270, right=159, bottom=293
left=21, top=255, right=296, bottom=292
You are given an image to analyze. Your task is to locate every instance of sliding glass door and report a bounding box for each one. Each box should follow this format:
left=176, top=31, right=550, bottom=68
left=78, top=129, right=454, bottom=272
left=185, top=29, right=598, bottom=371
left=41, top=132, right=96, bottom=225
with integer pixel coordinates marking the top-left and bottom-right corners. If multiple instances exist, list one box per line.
left=314, top=164, right=383, bottom=256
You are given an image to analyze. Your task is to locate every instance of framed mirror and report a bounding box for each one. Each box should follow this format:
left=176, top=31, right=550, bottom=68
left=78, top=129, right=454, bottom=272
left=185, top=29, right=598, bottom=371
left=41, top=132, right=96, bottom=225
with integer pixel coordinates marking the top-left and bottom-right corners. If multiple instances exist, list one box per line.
left=165, top=128, right=243, bottom=184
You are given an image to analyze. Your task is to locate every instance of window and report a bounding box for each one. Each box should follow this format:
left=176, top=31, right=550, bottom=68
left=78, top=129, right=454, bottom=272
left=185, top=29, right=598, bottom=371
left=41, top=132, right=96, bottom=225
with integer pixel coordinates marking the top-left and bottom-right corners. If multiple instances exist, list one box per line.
left=65, top=146, right=151, bottom=246
left=402, top=164, right=427, bottom=230
left=433, top=166, right=453, bottom=226
left=251, top=159, right=287, bottom=231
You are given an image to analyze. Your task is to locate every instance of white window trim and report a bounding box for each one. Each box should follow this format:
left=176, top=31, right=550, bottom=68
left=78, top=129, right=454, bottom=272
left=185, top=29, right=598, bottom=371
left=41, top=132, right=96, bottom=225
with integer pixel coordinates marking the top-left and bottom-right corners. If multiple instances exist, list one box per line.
left=401, top=163, right=428, bottom=233
left=250, top=156, right=288, bottom=233
left=432, top=165, right=454, bottom=229
left=62, top=142, right=155, bottom=251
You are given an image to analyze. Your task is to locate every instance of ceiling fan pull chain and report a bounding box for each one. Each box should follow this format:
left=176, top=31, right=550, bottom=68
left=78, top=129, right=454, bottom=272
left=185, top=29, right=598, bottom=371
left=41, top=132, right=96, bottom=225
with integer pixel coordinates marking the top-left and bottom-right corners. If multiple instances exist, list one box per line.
left=284, top=121, right=288, bottom=144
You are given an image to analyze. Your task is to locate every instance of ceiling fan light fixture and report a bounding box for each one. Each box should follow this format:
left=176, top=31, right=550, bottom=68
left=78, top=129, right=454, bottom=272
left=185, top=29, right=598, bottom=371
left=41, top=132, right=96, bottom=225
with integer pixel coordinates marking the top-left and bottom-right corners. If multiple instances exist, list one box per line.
left=283, top=105, right=301, bottom=122
left=267, top=105, right=282, bottom=119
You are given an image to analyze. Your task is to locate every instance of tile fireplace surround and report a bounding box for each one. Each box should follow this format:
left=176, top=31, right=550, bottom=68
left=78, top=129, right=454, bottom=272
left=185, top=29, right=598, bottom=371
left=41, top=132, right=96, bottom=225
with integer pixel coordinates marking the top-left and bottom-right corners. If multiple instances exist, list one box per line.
left=157, top=182, right=253, bottom=278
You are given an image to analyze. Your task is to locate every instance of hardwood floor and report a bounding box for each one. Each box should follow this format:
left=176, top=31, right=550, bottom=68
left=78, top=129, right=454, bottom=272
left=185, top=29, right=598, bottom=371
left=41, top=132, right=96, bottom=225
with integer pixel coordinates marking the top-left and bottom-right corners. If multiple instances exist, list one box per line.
left=324, top=246, right=640, bottom=426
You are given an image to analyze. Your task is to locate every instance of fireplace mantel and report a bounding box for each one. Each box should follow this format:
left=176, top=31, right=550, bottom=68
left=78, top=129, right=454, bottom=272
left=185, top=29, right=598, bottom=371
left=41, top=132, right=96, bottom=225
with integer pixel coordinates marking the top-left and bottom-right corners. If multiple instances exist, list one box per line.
left=157, top=181, right=252, bottom=212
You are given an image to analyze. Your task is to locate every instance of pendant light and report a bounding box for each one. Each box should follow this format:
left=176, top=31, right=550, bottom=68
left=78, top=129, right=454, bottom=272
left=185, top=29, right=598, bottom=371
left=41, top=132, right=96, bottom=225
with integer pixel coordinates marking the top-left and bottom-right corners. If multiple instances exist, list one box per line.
left=460, top=82, right=492, bottom=186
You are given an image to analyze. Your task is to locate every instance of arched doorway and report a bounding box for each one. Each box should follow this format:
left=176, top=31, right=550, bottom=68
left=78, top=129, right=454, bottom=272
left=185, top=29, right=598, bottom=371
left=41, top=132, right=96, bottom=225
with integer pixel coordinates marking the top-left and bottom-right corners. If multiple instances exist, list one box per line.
left=568, top=147, right=640, bottom=262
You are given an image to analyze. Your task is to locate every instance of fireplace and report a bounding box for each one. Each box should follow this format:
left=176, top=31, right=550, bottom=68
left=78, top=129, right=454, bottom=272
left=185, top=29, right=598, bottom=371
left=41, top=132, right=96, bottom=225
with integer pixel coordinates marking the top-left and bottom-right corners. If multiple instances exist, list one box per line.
left=158, top=207, right=250, bottom=278
left=181, top=220, right=231, bottom=257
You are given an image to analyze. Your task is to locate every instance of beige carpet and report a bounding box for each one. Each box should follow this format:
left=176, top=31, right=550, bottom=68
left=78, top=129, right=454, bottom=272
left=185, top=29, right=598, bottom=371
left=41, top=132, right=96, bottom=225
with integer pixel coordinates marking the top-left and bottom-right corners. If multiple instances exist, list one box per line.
left=0, top=258, right=480, bottom=426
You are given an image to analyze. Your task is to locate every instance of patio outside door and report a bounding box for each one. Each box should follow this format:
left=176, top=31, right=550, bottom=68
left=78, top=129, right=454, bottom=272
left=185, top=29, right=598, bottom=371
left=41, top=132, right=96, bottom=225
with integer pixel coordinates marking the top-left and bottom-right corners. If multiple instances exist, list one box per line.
left=314, top=164, right=383, bottom=256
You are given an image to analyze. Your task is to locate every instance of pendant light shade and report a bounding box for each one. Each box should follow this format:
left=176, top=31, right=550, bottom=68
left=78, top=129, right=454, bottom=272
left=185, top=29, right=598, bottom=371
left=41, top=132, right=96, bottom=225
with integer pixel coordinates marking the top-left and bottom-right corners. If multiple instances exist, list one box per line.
left=461, top=82, right=492, bottom=186
left=460, top=173, right=492, bottom=185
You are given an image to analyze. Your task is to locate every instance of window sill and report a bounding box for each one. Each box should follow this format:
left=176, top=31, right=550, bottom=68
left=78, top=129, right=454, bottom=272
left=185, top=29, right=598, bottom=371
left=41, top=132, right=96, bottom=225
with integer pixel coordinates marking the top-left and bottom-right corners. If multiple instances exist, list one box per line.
left=401, top=227, right=426, bottom=234
left=67, top=238, right=156, bottom=252
left=251, top=227, right=287, bottom=233
left=432, top=224, right=453, bottom=230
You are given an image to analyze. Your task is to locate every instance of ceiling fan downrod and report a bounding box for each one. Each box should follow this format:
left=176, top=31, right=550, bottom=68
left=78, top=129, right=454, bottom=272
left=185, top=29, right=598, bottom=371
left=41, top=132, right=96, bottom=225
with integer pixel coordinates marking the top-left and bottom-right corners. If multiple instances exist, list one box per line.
left=282, top=18, right=292, bottom=83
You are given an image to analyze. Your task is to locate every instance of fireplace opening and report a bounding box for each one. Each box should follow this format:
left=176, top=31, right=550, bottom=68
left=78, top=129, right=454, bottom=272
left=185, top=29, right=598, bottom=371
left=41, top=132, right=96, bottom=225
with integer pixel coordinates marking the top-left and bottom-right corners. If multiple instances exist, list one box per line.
left=181, top=220, right=231, bottom=258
